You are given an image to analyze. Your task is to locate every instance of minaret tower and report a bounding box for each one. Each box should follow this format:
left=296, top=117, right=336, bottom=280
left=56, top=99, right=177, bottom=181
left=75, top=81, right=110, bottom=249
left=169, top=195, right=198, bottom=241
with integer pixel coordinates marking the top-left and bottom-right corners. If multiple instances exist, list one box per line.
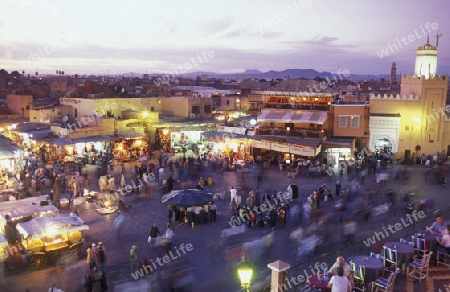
left=414, top=36, right=438, bottom=79
left=390, top=62, right=397, bottom=84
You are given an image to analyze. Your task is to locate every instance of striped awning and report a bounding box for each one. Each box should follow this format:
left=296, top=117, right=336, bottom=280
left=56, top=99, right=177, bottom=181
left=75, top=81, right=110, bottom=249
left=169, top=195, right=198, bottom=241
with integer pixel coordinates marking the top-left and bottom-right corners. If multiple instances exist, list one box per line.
left=257, top=109, right=293, bottom=123
left=290, top=110, right=327, bottom=124
left=257, top=109, right=327, bottom=124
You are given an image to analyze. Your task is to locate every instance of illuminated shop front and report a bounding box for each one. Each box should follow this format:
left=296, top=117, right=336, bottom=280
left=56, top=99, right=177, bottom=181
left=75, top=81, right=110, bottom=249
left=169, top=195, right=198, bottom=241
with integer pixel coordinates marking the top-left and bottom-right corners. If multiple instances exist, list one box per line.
left=152, top=121, right=215, bottom=153
left=37, top=138, right=114, bottom=165
left=251, top=136, right=322, bottom=163
left=171, top=131, right=203, bottom=152
left=201, top=131, right=251, bottom=159
left=113, top=138, right=148, bottom=161
left=0, top=135, right=20, bottom=191
left=69, top=141, right=111, bottom=164
left=322, top=139, right=355, bottom=166
left=212, top=140, right=250, bottom=159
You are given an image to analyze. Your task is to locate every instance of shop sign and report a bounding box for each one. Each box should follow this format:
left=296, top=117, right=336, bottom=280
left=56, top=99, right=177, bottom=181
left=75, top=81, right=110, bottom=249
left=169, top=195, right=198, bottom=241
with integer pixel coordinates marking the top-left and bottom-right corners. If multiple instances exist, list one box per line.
left=315, top=144, right=322, bottom=156
left=250, top=140, right=271, bottom=150
left=271, top=142, right=290, bottom=153
left=290, top=145, right=315, bottom=156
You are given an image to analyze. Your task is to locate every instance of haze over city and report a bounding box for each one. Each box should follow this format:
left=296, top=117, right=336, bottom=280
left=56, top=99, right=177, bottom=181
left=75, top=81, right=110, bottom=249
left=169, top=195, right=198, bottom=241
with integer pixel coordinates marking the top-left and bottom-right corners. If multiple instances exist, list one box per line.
left=1, top=0, right=449, bottom=75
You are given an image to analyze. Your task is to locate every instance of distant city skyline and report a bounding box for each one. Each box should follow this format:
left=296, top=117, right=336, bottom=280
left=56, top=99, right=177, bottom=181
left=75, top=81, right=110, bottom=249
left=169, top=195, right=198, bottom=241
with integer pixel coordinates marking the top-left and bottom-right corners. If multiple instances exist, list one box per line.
left=1, top=0, right=449, bottom=76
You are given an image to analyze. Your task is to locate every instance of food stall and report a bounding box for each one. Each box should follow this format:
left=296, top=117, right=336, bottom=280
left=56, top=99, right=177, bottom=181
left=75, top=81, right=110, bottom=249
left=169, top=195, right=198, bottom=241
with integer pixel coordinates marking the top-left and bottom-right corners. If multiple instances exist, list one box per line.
left=0, top=233, right=7, bottom=262
left=0, top=196, right=58, bottom=226
left=5, top=214, right=89, bottom=270
left=113, top=138, right=148, bottom=161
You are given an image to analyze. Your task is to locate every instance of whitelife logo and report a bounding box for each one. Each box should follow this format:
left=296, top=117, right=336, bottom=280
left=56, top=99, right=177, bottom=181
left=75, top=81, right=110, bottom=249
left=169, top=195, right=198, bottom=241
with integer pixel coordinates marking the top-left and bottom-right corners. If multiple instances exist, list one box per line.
left=363, top=210, right=425, bottom=247
left=130, top=243, right=193, bottom=280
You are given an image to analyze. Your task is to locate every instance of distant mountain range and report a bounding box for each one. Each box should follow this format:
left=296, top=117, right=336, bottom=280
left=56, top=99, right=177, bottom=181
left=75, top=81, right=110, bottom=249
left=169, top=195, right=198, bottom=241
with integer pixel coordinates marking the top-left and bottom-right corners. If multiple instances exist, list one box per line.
left=179, top=69, right=391, bottom=81
left=126, top=69, right=391, bottom=81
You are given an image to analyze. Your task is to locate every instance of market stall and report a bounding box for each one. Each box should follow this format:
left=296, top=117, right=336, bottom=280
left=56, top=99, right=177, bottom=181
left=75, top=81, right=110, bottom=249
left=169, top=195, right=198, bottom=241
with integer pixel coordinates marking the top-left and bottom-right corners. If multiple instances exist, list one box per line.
left=0, top=134, right=20, bottom=191
left=0, top=196, right=59, bottom=233
left=201, top=131, right=251, bottom=160
left=0, top=233, right=7, bottom=261
left=10, top=213, right=89, bottom=270
left=113, top=138, right=148, bottom=161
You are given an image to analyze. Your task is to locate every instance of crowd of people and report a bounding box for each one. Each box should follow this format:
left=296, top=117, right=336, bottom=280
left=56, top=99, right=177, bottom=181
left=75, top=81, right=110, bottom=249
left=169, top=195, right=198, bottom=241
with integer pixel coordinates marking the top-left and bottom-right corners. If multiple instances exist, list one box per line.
left=229, top=186, right=291, bottom=229
left=85, top=242, right=108, bottom=292
left=8, top=144, right=446, bottom=291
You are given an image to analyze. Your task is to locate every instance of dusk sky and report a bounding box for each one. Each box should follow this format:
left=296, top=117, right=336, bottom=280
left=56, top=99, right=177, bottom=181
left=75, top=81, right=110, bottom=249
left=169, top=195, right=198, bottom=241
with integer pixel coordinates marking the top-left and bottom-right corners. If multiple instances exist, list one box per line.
left=1, top=0, right=449, bottom=76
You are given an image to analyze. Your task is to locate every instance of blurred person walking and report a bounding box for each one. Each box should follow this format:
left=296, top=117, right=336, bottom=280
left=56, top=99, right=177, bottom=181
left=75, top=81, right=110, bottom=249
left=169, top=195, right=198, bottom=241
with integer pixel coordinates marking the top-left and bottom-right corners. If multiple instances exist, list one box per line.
left=130, top=245, right=138, bottom=270
left=97, top=242, right=107, bottom=272
left=148, top=223, right=162, bottom=247
left=209, top=201, right=217, bottom=223
left=165, top=226, right=175, bottom=253
left=86, top=245, right=95, bottom=271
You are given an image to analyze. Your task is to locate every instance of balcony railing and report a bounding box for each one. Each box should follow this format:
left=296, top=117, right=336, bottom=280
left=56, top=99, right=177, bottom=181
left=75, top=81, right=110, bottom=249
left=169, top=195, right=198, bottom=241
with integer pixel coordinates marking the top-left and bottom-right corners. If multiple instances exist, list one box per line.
left=256, top=127, right=326, bottom=138
left=263, top=103, right=331, bottom=111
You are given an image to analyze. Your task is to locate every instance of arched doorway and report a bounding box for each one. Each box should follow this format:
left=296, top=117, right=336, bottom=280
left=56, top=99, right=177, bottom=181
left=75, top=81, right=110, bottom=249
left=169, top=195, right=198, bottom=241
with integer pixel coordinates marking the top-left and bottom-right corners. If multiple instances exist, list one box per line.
left=374, top=138, right=393, bottom=163
left=375, top=138, right=392, bottom=153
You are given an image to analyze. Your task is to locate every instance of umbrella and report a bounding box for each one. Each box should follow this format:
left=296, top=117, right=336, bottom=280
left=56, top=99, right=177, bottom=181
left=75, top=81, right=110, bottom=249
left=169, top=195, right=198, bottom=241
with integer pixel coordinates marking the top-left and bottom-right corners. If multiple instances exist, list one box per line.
left=161, top=189, right=213, bottom=207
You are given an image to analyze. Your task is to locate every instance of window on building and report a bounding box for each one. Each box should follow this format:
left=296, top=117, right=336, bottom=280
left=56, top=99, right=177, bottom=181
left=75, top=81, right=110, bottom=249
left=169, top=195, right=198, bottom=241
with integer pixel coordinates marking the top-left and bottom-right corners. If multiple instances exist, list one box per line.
left=192, top=106, right=200, bottom=114
left=226, top=100, right=230, bottom=105
left=350, top=116, right=360, bottom=128
left=25, top=106, right=30, bottom=110
left=338, top=116, right=347, bottom=127
left=204, top=105, right=212, bottom=113
left=151, top=107, right=154, bottom=112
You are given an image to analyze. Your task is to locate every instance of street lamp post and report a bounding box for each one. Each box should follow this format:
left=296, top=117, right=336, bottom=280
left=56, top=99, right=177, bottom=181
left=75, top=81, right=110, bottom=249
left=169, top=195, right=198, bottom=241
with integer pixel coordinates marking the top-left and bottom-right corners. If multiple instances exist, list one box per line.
left=267, top=260, right=291, bottom=292
left=237, top=254, right=253, bottom=292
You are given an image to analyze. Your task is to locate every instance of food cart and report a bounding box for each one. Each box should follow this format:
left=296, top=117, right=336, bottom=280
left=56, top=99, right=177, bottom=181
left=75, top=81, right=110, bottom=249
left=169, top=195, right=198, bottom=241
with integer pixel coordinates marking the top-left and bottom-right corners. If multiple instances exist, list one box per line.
left=0, top=196, right=59, bottom=233
left=0, top=196, right=88, bottom=270
left=0, top=233, right=7, bottom=260
left=14, top=214, right=89, bottom=270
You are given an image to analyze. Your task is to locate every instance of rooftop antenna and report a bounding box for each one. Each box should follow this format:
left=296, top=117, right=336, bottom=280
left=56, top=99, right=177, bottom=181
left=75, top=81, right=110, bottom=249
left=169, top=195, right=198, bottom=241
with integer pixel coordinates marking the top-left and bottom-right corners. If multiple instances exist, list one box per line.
left=436, top=32, right=442, bottom=47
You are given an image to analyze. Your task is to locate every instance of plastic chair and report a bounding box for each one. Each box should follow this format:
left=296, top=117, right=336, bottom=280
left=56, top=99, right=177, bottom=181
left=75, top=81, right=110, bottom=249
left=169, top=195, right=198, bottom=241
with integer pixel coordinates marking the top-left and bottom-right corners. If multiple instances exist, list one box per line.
left=407, top=251, right=433, bottom=283
left=371, top=268, right=400, bottom=292
left=383, top=246, right=398, bottom=273
left=350, top=262, right=366, bottom=291
left=411, top=236, right=428, bottom=259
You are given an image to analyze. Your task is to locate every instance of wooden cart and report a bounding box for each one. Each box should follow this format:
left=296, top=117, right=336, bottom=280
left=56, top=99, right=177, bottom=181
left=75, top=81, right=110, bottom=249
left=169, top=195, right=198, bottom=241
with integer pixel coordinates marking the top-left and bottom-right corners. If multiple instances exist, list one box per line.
left=16, top=214, right=89, bottom=270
